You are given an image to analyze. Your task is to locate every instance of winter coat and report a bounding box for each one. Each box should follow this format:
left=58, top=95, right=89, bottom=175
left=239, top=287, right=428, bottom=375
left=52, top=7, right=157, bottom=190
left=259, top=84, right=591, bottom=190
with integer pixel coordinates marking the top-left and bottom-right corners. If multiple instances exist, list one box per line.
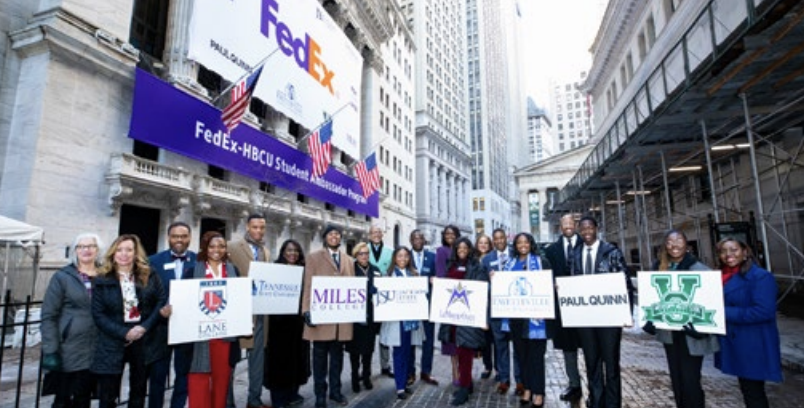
left=301, top=248, right=355, bottom=342
left=368, top=243, right=393, bottom=276
left=90, top=270, right=166, bottom=374
left=650, top=254, right=720, bottom=356
left=543, top=234, right=582, bottom=350
left=570, top=239, right=635, bottom=308
left=41, top=264, right=98, bottom=372
left=437, top=260, right=489, bottom=349
left=228, top=238, right=270, bottom=349
left=715, top=263, right=782, bottom=382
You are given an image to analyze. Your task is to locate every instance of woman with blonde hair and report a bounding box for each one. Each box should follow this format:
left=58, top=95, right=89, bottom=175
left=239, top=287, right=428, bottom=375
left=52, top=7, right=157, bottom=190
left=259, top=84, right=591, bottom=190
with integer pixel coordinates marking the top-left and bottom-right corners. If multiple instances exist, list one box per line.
left=346, top=242, right=381, bottom=393
left=91, top=234, right=166, bottom=408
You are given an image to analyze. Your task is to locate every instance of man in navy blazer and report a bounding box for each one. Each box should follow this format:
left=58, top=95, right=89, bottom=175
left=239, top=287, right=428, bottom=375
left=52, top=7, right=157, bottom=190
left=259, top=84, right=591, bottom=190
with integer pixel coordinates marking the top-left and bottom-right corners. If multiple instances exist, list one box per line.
left=147, top=222, right=197, bottom=408
left=482, top=228, right=522, bottom=395
left=409, top=229, right=439, bottom=385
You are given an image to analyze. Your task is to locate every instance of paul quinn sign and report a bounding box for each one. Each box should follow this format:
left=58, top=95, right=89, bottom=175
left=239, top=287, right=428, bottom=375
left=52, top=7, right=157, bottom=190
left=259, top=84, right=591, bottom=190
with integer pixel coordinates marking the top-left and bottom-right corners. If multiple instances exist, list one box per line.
left=128, top=69, right=378, bottom=217
left=556, top=274, right=633, bottom=327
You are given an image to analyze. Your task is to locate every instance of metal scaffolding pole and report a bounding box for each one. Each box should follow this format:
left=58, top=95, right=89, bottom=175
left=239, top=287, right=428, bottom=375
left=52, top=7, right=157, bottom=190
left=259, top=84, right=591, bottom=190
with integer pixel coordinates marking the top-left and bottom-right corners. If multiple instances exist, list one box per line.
left=740, top=93, right=772, bottom=272
left=616, top=181, right=627, bottom=253
left=638, top=165, right=653, bottom=267
left=600, top=192, right=607, bottom=242
left=770, top=143, right=794, bottom=278
left=632, top=172, right=645, bottom=268
left=701, top=120, right=720, bottom=223
left=660, top=151, right=673, bottom=229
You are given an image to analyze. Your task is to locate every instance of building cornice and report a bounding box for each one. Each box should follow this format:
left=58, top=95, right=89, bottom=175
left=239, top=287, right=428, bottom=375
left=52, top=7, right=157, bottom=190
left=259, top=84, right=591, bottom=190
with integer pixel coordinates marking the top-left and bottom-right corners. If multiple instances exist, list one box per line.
left=582, top=0, right=646, bottom=93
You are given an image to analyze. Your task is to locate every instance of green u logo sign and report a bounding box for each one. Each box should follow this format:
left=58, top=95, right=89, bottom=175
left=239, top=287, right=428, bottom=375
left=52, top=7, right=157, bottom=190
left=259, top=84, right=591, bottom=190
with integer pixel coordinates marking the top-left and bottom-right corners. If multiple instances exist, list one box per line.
left=642, top=274, right=716, bottom=327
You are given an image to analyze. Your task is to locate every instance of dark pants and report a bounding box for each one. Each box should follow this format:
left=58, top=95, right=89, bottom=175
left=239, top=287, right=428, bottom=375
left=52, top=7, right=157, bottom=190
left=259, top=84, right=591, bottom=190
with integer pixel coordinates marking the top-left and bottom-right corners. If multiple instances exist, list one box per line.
left=349, top=349, right=373, bottom=382
left=392, top=325, right=413, bottom=391
left=312, top=341, right=345, bottom=399
left=420, top=320, right=435, bottom=375
left=491, top=319, right=520, bottom=384
left=738, top=378, right=769, bottom=408
left=514, top=338, right=546, bottom=395
left=97, top=341, right=147, bottom=408
left=664, top=331, right=704, bottom=408
left=481, top=330, right=494, bottom=372
left=148, top=347, right=189, bottom=408
left=456, top=347, right=475, bottom=389
left=269, top=386, right=300, bottom=408
left=577, top=327, right=622, bottom=408
left=52, top=369, right=93, bottom=408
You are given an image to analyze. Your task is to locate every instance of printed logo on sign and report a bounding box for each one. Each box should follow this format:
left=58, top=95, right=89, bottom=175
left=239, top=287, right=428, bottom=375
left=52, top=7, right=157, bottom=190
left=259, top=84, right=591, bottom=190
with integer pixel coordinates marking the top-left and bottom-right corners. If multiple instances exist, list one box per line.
left=261, top=0, right=337, bottom=95
left=508, top=277, right=533, bottom=296
left=199, top=280, right=228, bottom=319
left=446, top=282, right=473, bottom=310
left=276, top=82, right=303, bottom=116
left=642, top=274, right=716, bottom=327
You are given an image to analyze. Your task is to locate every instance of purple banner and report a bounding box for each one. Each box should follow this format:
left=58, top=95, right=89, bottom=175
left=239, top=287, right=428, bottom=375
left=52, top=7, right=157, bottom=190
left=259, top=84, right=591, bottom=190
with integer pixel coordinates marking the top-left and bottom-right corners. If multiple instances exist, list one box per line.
left=129, top=69, right=378, bottom=217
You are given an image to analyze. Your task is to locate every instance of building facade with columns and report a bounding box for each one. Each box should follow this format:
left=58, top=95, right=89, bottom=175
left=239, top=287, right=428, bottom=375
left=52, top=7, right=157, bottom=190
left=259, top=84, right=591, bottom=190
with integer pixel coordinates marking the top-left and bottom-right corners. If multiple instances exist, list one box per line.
left=0, top=0, right=399, bottom=293
left=400, top=0, right=472, bottom=245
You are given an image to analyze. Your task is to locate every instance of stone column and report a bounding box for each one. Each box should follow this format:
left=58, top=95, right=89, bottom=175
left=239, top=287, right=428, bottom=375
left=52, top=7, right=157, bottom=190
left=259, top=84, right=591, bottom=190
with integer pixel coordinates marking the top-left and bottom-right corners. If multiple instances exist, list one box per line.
left=445, top=171, right=453, bottom=223
left=430, top=162, right=438, bottom=218
left=439, top=167, right=447, bottom=219
left=164, top=0, right=198, bottom=86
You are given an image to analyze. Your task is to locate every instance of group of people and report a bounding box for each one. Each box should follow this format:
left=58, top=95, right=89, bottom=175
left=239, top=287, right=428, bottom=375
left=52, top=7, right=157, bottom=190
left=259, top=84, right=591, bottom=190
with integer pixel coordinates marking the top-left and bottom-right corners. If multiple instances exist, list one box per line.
left=39, top=212, right=782, bottom=408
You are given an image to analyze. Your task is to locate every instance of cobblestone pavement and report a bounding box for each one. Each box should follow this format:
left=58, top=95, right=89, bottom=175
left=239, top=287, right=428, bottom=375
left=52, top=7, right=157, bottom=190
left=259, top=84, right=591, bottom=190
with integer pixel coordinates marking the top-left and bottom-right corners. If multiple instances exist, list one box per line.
left=8, top=327, right=804, bottom=407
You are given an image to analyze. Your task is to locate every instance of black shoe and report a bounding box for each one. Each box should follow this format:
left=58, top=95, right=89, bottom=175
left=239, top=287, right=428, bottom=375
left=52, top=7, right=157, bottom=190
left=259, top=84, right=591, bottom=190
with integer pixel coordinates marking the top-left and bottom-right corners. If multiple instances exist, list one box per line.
left=363, top=379, right=373, bottom=390
left=381, top=368, right=394, bottom=378
left=560, top=386, right=582, bottom=401
left=329, top=394, right=348, bottom=406
left=480, top=370, right=492, bottom=379
left=315, top=396, right=326, bottom=408
left=352, top=381, right=361, bottom=393
left=397, top=391, right=408, bottom=400
left=450, top=387, right=470, bottom=406
left=404, top=387, right=413, bottom=394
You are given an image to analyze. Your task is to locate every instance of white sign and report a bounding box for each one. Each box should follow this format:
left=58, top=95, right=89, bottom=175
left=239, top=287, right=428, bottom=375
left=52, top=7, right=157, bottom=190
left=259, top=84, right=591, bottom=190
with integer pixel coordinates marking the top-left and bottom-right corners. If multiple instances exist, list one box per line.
left=490, top=271, right=555, bottom=319
left=429, top=278, right=489, bottom=329
left=250, top=262, right=304, bottom=315
left=309, top=277, right=367, bottom=324
left=556, top=274, right=632, bottom=327
left=187, top=0, right=362, bottom=158
left=373, top=277, right=430, bottom=322
left=637, top=270, right=726, bottom=335
left=168, top=278, right=253, bottom=345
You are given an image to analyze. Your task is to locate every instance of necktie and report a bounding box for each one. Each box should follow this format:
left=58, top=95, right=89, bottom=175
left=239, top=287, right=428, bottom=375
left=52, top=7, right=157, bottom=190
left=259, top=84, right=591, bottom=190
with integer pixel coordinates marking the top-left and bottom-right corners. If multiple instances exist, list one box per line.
left=585, top=248, right=593, bottom=275
left=416, top=253, right=422, bottom=271
left=252, top=245, right=260, bottom=261
left=566, top=239, right=572, bottom=263
left=499, top=251, right=507, bottom=269
left=332, top=252, right=340, bottom=269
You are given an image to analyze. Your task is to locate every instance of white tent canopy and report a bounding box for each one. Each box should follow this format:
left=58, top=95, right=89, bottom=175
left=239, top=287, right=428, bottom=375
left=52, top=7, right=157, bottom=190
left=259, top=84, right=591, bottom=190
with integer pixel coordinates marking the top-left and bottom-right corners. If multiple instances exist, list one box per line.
left=0, top=215, right=44, bottom=243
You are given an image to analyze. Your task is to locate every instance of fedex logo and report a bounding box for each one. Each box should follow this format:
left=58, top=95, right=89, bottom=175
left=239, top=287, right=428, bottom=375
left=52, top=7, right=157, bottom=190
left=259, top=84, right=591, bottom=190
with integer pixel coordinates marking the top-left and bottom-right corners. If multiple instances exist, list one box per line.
left=261, top=0, right=335, bottom=95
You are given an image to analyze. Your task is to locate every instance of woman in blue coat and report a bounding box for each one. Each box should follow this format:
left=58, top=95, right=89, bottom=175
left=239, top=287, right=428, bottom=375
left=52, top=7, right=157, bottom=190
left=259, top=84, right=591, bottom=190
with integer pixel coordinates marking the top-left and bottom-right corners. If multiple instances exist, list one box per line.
left=714, top=238, right=782, bottom=408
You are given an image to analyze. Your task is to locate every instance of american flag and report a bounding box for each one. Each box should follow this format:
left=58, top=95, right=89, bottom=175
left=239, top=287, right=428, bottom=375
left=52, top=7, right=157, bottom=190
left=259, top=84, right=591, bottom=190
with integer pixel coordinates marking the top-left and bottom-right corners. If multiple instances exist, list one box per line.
left=221, top=66, right=263, bottom=132
left=308, top=119, right=334, bottom=179
left=355, top=152, right=380, bottom=198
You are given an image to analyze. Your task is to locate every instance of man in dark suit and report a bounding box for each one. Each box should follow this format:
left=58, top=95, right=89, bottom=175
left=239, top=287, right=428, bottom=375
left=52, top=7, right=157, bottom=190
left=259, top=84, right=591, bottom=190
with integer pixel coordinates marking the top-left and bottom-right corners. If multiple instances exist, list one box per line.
left=482, top=228, right=522, bottom=395
left=544, top=214, right=583, bottom=402
left=147, top=221, right=196, bottom=408
left=570, top=216, right=633, bottom=408
left=408, top=229, right=438, bottom=385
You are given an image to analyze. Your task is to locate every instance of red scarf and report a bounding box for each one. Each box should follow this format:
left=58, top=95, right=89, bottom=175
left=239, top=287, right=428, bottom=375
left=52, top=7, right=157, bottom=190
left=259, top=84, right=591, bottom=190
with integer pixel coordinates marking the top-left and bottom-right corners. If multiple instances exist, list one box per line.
left=721, top=265, right=740, bottom=285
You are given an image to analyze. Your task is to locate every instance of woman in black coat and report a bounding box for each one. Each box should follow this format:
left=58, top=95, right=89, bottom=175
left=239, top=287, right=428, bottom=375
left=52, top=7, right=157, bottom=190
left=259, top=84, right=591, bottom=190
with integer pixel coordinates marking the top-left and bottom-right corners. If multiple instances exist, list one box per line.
left=438, top=237, right=489, bottom=406
left=346, top=242, right=381, bottom=393
left=91, top=234, right=166, bottom=408
left=264, top=239, right=311, bottom=408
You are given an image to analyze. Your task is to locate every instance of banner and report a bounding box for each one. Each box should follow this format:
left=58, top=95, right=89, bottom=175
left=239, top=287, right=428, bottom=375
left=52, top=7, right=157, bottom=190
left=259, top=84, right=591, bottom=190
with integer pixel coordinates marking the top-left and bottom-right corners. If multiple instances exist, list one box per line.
left=638, top=270, right=725, bottom=335
left=373, top=277, right=430, bottom=322
left=129, top=69, right=379, bottom=217
left=187, top=0, right=362, bottom=159
left=168, top=278, right=253, bottom=345
left=556, top=274, right=632, bottom=327
left=429, top=278, right=489, bottom=329
left=490, top=271, right=555, bottom=319
left=309, top=277, right=367, bottom=324
left=250, top=262, right=304, bottom=315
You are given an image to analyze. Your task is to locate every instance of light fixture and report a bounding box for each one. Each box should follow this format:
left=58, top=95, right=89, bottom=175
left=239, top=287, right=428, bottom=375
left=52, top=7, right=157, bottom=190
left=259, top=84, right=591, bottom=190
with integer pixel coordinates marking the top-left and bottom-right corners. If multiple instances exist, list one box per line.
left=626, top=190, right=651, bottom=195
left=669, top=165, right=703, bottom=172
left=711, top=145, right=735, bottom=151
left=606, top=200, right=624, bottom=205
left=736, top=143, right=751, bottom=148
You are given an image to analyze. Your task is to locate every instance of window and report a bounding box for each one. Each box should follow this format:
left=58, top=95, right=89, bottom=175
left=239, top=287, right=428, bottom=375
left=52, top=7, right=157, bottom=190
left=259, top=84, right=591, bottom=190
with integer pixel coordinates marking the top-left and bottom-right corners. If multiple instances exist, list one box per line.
left=647, top=15, right=656, bottom=47
left=129, top=0, right=170, bottom=60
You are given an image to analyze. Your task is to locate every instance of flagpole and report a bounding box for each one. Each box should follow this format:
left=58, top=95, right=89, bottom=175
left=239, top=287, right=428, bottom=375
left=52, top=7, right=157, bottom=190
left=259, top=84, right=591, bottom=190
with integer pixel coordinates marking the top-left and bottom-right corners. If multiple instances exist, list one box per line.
left=297, top=102, right=354, bottom=144
left=211, top=47, right=281, bottom=106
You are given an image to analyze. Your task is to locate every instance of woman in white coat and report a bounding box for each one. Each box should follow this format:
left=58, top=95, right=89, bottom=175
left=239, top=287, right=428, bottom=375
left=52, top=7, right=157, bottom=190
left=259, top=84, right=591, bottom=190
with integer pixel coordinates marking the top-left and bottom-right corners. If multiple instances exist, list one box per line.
left=380, top=247, right=425, bottom=400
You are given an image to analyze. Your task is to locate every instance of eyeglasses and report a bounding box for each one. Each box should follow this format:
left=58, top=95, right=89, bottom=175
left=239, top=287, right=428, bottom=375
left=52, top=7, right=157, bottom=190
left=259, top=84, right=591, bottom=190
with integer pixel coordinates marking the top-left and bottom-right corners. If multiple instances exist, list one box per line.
left=75, top=244, right=98, bottom=251
left=357, top=252, right=370, bottom=256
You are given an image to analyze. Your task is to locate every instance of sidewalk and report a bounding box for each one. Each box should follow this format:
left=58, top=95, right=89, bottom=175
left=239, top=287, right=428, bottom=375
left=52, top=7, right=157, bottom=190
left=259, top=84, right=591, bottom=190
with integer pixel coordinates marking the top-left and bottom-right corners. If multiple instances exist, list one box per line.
left=778, top=313, right=804, bottom=373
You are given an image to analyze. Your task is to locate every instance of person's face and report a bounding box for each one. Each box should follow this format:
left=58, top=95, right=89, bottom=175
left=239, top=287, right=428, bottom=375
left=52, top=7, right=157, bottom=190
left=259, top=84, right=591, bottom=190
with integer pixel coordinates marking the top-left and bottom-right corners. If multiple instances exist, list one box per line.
left=114, top=239, right=136, bottom=269
left=410, top=233, right=425, bottom=251
left=719, top=241, right=747, bottom=268
left=75, top=238, right=98, bottom=265
left=355, top=247, right=370, bottom=266
left=283, top=243, right=300, bottom=265
left=444, top=229, right=457, bottom=246
left=515, top=236, right=532, bottom=256
left=579, top=220, right=598, bottom=246
left=247, top=218, right=266, bottom=241
left=492, top=231, right=507, bottom=251
left=665, top=233, right=687, bottom=263
left=560, top=216, right=577, bottom=238
left=207, top=237, right=227, bottom=262
left=456, top=242, right=470, bottom=260
left=370, top=227, right=383, bottom=244
left=394, top=250, right=410, bottom=269
left=325, top=230, right=342, bottom=249
left=168, top=226, right=191, bottom=255
left=476, top=238, right=491, bottom=254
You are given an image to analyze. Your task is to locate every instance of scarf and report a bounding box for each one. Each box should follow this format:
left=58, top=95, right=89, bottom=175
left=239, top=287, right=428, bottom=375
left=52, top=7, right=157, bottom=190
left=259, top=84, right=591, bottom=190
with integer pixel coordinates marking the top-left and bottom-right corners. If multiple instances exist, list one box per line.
left=501, top=254, right=543, bottom=335
left=721, top=265, right=740, bottom=285
left=503, top=253, right=541, bottom=272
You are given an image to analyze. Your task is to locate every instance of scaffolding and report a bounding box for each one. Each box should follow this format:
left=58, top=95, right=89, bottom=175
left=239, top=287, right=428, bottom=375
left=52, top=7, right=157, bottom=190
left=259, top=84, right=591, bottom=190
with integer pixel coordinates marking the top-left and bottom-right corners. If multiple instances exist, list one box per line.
left=553, top=0, right=804, bottom=304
